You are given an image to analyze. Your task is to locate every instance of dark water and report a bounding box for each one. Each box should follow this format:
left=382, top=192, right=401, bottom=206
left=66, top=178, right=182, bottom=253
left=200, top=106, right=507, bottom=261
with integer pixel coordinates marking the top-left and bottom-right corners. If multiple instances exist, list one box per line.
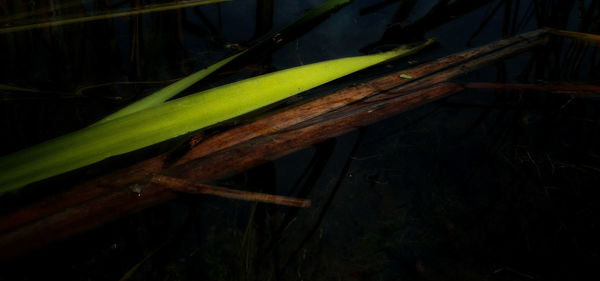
left=1, top=0, right=600, bottom=280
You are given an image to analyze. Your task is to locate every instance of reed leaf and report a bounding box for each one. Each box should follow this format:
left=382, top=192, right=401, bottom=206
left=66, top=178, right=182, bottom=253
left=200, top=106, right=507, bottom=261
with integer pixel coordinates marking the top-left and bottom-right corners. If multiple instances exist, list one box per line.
left=96, top=51, right=246, bottom=124
left=97, top=0, right=351, bottom=123
left=0, top=39, right=434, bottom=195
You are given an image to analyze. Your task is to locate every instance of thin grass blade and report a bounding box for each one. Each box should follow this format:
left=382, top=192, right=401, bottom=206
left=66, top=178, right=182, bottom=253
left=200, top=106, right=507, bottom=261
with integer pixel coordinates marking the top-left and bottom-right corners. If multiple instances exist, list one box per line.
left=0, top=0, right=228, bottom=34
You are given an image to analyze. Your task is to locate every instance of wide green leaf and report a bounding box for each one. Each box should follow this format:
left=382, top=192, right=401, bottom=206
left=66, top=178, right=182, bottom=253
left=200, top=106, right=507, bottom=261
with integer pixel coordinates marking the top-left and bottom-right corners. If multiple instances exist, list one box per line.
left=0, top=40, right=434, bottom=195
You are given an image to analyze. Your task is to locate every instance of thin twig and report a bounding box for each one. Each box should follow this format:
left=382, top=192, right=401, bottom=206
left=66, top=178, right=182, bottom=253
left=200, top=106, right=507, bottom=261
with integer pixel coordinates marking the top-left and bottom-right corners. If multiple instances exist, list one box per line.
left=151, top=174, right=311, bottom=208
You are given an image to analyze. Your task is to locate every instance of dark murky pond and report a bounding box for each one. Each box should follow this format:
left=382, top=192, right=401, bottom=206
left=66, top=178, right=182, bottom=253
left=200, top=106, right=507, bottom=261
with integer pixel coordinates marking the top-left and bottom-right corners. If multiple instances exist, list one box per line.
left=1, top=0, right=599, bottom=280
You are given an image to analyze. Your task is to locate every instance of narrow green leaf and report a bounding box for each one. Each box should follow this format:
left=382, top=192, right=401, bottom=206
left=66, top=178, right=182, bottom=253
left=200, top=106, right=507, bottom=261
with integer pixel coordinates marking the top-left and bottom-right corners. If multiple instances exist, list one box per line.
left=97, top=0, right=351, bottom=123
left=96, top=51, right=246, bottom=124
left=0, top=39, right=434, bottom=195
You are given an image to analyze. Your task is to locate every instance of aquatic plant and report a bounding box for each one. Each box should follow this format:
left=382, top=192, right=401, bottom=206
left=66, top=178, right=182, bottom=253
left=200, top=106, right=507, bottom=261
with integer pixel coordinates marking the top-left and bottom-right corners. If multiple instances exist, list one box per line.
left=0, top=40, right=433, bottom=195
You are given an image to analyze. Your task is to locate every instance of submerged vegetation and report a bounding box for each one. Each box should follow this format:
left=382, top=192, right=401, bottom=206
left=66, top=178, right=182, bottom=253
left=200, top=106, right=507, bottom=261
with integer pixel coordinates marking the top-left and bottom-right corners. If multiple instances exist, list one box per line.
left=0, top=0, right=599, bottom=280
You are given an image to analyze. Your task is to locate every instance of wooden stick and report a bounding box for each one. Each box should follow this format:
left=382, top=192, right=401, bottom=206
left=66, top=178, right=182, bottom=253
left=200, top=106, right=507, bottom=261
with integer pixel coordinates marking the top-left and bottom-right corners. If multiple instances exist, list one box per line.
left=151, top=174, right=311, bottom=208
left=0, top=83, right=460, bottom=260
left=174, top=28, right=551, bottom=165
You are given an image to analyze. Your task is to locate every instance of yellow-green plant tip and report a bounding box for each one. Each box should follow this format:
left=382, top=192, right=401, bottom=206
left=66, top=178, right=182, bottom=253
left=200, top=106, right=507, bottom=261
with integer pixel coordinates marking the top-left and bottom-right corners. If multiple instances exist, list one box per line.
left=96, top=0, right=352, bottom=124
left=0, top=41, right=432, bottom=195
left=97, top=51, right=246, bottom=124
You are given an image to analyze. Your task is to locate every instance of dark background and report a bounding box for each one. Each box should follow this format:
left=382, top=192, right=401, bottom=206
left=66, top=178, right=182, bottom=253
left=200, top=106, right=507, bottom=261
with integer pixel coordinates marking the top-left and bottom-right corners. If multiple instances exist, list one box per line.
left=1, top=0, right=599, bottom=280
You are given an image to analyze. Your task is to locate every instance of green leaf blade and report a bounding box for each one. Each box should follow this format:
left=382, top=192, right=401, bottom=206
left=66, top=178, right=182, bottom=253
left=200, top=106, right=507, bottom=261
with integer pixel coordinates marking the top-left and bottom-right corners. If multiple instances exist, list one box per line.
left=96, top=51, right=246, bottom=124
left=0, top=40, right=434, bottom=195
